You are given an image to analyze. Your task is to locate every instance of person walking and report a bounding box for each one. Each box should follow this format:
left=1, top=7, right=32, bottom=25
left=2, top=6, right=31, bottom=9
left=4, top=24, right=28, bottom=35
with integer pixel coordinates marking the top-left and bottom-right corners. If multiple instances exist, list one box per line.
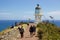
left=33, top=25, right=36, bottom=35
left=29, top=25, right=34, bottom=37
left=18, top=26, right=24, bottom=38
left=10, top=25, right=14, bottom=28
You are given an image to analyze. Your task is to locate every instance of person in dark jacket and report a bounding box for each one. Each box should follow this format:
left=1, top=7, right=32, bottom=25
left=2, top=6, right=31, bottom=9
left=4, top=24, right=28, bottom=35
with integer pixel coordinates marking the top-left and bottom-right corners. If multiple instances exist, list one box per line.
left=10, top=25, right=14, bottom=28
left=18, top=26, right=24, bottom=38
left=29, top=25, right=34, bottom=37
left=33, top=25, right=36, bottom=35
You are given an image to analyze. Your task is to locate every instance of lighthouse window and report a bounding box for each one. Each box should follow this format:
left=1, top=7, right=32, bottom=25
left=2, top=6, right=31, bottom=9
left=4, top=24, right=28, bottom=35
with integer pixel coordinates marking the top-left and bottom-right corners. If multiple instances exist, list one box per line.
left=35, top=9, right=40, bottom=14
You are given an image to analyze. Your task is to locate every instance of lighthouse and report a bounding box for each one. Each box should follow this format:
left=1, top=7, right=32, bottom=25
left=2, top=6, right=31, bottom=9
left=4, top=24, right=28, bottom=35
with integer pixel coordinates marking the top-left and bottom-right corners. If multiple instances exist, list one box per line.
left=35, top=4, right=42, bottom=24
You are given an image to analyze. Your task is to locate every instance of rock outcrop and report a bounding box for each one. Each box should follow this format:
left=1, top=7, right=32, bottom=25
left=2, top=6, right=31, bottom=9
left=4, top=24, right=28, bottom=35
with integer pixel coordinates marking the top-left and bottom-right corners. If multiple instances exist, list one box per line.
left=0, top=27, right=20, bottom=40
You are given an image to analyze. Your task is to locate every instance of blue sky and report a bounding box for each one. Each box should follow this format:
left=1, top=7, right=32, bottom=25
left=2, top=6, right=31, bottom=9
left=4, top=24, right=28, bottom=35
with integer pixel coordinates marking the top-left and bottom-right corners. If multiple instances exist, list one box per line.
left=0, top=0, right=60, bottom=20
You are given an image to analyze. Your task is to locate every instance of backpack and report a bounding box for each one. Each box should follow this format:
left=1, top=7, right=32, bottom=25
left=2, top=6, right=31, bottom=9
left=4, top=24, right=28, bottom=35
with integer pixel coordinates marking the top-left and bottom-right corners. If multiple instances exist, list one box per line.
left=18, top=27, right=24, bottom=33
left=20, top=28, right=24, bottom=33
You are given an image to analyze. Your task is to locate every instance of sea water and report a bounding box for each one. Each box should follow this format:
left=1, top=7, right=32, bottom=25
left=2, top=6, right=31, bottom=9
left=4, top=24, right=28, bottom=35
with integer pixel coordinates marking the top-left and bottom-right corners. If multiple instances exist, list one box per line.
left=0, top=20, right=34, bottom=32
left=0, top=20, right=60, bottom=32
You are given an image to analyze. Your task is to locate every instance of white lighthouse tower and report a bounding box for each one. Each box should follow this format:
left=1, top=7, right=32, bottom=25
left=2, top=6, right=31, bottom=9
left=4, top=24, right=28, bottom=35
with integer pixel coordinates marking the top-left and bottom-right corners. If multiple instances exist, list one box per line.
left=35, top=4, right=42, bottom=24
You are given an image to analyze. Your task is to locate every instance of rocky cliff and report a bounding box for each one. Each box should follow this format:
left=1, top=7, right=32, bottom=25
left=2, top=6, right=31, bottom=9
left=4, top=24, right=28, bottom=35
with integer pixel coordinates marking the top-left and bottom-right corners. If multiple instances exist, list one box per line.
left=0, top=27, right=21, bottom=40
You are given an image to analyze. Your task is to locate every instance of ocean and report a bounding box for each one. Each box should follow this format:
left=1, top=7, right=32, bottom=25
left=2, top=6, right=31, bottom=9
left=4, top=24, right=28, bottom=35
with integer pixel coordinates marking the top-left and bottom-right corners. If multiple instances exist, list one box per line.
left=0, top=20, right=34, bottom=32
left=0, top=20, right=60, bottom=32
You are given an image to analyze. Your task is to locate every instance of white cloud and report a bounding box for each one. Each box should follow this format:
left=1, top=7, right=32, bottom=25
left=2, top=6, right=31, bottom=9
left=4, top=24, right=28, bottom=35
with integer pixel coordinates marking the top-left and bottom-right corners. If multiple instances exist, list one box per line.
left=0, top=13, right=17, bottom=20
left=0, top=10, right=60, bottom=20
left=0, top=11, right=35, bottom=20
left=43, top=11, right=60, bottom=20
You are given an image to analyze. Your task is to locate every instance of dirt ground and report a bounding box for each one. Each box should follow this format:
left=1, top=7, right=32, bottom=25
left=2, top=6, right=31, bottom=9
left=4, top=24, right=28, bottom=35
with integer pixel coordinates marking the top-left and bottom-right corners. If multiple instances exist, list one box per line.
left=19, top=23, right=38, bottom=40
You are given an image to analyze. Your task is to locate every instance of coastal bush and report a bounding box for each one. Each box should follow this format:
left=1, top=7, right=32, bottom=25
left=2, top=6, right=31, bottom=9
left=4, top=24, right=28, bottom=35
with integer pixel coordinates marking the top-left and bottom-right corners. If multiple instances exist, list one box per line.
left=37, top=22, right=60, bottom=40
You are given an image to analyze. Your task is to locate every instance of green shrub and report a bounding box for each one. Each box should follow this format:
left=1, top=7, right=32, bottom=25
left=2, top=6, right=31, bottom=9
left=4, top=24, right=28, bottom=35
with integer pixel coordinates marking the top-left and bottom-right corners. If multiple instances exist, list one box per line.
left=37, top=22, right=60, bottom=40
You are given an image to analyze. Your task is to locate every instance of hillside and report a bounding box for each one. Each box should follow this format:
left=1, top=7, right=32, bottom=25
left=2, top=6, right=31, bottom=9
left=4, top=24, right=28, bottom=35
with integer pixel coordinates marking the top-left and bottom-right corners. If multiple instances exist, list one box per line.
left=0, top=23, right=38, bottom=40
left=0, top=22, right=60, bottom=40
left=37, top=22, right=60, bottom=40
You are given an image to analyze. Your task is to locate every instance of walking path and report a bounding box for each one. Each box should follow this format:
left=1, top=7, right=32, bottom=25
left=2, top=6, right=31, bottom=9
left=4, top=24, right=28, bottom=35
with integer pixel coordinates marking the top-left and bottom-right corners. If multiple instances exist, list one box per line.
left=19, top=23, right=38, bottom=40
left=0, top=23, right=38, bottom=40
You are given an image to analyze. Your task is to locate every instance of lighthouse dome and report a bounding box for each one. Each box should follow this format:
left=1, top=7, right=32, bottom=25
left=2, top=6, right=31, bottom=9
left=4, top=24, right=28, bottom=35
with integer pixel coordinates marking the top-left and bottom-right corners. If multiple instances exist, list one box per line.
left=35, top=4, right=41, bottom=9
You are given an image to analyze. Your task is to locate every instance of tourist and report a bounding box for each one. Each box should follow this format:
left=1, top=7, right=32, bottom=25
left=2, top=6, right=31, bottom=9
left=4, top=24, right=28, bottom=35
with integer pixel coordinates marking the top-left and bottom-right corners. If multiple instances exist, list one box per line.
left=29, top=25, right=34, bottom=37
left=33, top=25, right=36, bottom=35
left=15, top=22, right=17, bottom=26
left=10, top=25, right=14, bottom=28
left=18, top=26, right=24, bottom=38
left=27, top=23, right=29, bottom=26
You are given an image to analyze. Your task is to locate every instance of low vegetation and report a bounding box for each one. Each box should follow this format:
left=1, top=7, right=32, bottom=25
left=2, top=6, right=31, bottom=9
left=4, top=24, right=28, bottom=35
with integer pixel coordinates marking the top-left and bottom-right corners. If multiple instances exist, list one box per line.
left=37, top=21, right=60, bottom=40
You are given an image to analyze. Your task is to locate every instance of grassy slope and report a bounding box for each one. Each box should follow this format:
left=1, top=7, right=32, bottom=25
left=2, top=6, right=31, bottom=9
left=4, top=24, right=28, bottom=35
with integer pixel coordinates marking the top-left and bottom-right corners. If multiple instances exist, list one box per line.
left=0, top=24, right=27, bottom=35
left=37, top=22, right=60, bottom=40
